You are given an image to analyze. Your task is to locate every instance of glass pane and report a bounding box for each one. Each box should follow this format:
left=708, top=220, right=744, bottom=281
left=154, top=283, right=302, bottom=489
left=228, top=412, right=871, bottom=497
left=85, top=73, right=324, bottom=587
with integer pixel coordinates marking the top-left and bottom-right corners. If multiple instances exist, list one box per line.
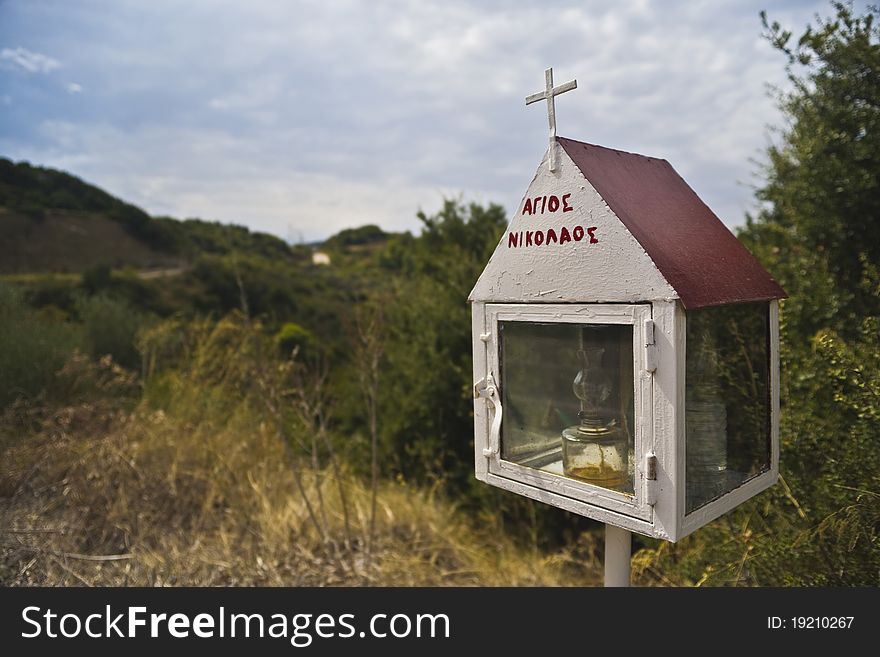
left=686, top=302, right=771, bottom=513
left=499, top=321, right=634, bottom=495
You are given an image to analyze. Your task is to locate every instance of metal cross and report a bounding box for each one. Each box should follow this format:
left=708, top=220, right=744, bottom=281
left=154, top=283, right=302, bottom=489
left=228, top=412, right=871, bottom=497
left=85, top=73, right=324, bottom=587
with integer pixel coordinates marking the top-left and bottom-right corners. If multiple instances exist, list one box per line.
left=526, top=67, right=577, bottom=171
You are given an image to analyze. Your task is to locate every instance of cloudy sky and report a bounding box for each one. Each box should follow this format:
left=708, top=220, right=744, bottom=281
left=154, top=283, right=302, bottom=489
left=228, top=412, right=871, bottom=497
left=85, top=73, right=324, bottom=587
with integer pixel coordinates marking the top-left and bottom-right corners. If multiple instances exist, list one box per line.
left=0, top=1, right=848, bottom=241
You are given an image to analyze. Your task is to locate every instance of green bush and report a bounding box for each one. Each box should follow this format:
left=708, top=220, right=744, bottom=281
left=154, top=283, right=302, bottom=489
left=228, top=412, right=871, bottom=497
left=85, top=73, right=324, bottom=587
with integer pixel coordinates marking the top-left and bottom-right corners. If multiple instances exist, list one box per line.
left=0, top=283, right=83, bottom=406
left=75, top=293, right=148, bottom=369
left=275, top=322, right=315, bottom=357
left=324, top=224, right=388, bottom=248
left=82, top=263, right=112, bottom=293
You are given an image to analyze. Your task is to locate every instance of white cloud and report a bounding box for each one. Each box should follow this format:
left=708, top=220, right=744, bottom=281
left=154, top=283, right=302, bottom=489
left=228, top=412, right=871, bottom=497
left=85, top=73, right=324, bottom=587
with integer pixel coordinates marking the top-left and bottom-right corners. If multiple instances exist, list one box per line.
left=4, top=120, right=468, bottom=241
left=0, top=0, right=843, bottom=238
left=0, top=46, right=60, bottom=73
left=66, top=82, right=82, bottom=94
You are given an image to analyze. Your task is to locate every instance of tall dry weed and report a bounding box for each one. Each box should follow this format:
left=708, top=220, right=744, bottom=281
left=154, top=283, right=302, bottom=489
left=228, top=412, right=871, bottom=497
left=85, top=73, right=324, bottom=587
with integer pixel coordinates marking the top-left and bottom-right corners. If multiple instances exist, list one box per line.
left=1, top=314, right=601, bottom=586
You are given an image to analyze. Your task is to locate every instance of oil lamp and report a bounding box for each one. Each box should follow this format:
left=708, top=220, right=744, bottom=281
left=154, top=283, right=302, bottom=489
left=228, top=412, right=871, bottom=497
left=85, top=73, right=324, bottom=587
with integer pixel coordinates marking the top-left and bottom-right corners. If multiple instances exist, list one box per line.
left=562, top=344, right=631, bottom=492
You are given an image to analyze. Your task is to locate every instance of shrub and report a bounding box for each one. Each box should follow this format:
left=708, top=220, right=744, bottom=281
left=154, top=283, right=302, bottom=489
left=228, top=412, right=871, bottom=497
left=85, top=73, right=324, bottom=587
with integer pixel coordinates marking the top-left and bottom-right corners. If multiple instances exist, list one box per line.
left=0, top=283, right=83, bottom=406
left=275, top=322, right=315, bottom=357
left=75, top=293, right=148, bottom=369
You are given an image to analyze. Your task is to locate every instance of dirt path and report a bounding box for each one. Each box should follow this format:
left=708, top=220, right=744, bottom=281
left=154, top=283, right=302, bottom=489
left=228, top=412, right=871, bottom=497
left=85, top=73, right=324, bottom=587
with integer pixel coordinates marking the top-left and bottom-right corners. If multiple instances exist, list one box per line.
left=137, top=267, right=187, bottom=280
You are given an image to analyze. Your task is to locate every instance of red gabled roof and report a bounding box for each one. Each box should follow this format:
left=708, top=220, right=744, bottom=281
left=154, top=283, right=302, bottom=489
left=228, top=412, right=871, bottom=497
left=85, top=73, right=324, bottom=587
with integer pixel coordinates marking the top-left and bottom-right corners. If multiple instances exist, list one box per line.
left=558, top=137, right=786, bottom=309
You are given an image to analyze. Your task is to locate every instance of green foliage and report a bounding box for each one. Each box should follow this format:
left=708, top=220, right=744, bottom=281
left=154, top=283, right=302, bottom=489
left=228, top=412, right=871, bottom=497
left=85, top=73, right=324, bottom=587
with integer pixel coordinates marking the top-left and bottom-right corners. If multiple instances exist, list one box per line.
left=0, top=158, right=145, bottom=219
left=375, top=200, right=506, bottom=486
left=0, top=283, right=83, bottom=406
left=82, top=263, right=113, bottom=293
left=324, top=224, right=388, bottom=249
left=752, top=5, right=880, bottom=566
left=20, top=276, right=80, bottom=315
left=166, top=217, right=294, bottom=260
left=637, top=3, right=880, bottom=585
left=186, top=253, right=352, bottom=348
left=75, top=293, right=149, bottom=369
left=754, top=2, right=880, bottom=338
left=275, top=322, right=315, bottom=357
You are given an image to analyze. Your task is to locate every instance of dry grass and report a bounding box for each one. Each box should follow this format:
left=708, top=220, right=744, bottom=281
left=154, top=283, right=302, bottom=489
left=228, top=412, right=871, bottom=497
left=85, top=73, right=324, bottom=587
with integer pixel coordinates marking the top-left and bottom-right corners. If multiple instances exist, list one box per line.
left=0, top=350, right=601, bottom=587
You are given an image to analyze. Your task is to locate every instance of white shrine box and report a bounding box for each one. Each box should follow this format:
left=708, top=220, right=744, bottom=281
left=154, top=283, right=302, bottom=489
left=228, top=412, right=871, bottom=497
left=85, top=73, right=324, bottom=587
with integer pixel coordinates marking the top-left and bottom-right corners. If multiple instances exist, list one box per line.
left=469, top=137, right=786, bottom=541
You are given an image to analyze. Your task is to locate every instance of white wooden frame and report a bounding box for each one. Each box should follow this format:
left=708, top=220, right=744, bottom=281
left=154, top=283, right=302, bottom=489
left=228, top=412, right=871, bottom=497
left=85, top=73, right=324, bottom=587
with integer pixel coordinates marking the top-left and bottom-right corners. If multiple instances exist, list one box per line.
left=488, top=303, right=653, bottom=520
left=472, top=299, right=780, bottom=542
left=473, top=302, right=664, bottom=537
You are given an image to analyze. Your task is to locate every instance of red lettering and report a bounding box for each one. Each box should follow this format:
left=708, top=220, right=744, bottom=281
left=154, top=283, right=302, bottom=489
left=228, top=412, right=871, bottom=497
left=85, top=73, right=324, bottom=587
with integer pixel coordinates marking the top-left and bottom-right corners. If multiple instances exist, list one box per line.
left=510, top=224, right=595, bottom=248
left=562, top=193, right=573, bottom=212
left=548, top=195, right=559, bottom=212
left=523, top=198, right=532, bottom=215
left=540, top=196, right=547, bottom=213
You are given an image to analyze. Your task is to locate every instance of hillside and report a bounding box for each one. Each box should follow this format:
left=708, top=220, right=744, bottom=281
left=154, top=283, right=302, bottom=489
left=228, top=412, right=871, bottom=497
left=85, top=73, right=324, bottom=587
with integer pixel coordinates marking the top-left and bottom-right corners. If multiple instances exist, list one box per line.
left=0, top=157, right=301, bottom=273
left=0, top=208, right=181, bottom=273
left=0, top=157, right=402, bottom=359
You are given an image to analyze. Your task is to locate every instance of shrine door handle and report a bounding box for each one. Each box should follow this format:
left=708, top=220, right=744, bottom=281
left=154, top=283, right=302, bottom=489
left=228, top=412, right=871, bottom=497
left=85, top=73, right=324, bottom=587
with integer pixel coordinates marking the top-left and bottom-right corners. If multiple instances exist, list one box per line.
left=475, top=374, right=502, bottom=457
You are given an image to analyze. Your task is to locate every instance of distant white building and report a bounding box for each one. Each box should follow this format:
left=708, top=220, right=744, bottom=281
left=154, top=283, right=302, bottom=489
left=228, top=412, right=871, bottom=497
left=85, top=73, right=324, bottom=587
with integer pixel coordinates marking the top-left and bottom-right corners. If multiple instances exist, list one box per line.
left=311, top=251, right=331, bottom=266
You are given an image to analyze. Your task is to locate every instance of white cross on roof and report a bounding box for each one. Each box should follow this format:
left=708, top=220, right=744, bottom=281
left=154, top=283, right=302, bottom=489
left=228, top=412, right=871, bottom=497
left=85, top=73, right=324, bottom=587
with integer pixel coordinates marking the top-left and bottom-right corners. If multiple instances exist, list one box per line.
left=526, top=67, right=577, bottom=172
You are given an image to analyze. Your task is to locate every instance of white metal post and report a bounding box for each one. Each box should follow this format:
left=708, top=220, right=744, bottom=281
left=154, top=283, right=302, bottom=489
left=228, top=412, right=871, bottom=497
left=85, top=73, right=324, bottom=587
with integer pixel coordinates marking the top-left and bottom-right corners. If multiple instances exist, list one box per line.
left=604, top=524, right=631, bottom=587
